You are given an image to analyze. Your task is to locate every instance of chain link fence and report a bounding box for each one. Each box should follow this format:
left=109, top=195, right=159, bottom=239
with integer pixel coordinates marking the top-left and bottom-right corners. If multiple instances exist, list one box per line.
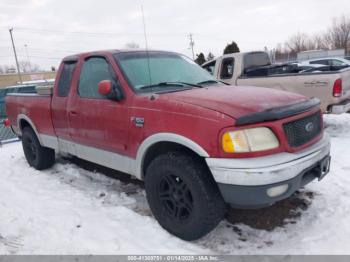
left=0, top=85, right=37, bottom=144
left=0, top=119, right=18, bottom=145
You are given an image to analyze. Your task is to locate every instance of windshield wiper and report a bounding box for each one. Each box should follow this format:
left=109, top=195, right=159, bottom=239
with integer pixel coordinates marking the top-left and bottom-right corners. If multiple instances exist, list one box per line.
left=196, top=80, right=219, bottom=85
left=139, top=81, right=202, bottom=90
left=197, top=80, right=230, bottom=86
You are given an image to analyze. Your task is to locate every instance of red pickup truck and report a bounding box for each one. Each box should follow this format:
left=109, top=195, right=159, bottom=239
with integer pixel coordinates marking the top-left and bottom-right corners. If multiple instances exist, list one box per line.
left=5, top=50, right=331, bottom=240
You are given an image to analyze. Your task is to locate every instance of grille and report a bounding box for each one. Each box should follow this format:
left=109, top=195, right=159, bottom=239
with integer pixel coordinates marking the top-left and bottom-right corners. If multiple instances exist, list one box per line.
left=283, top=112, right=322, bottom=147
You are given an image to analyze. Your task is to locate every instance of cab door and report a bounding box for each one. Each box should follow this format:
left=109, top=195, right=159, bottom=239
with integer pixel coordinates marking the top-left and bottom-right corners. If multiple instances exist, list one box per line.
left=68, top=55, right=129, bottom=156
left=52, top=59, right=78, bottom=140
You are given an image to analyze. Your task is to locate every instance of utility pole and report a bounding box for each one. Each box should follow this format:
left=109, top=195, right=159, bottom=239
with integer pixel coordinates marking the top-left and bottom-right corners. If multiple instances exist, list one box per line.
left=188, top=34, right=195, bottom=60
left=9, top=28, right=22, bottom=84
left=24, top=44, right=30, bottom=62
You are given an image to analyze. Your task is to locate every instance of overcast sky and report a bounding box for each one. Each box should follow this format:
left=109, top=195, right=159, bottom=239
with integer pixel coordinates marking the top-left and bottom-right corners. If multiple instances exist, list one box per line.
left=0, top=0, right=350, bottom=70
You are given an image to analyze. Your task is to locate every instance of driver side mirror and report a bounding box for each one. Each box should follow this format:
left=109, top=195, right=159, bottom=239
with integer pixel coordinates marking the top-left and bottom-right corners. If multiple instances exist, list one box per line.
left=98, top=80, right=124, bottom=101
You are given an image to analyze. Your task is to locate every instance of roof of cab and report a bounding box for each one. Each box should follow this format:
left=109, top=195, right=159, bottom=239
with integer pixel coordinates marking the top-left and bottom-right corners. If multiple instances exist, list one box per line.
left=62, top=49, right=178, bottom=62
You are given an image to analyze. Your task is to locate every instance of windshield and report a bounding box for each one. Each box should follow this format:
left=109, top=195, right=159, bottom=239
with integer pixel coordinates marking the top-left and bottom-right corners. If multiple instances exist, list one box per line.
left=114, top=51, right=217, bottom=92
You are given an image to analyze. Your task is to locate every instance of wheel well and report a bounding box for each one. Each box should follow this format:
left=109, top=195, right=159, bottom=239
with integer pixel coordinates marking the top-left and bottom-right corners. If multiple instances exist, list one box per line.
left=19, top=119, right=32, bottom=131
left=142, top=141, right=207, bottom=178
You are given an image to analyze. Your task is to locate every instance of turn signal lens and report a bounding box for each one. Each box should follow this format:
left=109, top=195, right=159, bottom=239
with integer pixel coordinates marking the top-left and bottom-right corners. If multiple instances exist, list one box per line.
left=222, top=132, right=235, bottom=153
left=222, top=127, right=279, bottom=153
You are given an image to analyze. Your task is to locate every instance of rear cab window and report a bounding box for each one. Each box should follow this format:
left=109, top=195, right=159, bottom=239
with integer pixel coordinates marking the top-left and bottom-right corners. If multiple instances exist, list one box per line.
left=243, top=52, right=271, bottom=71
left=57, top=61, right=77, bottom=97
left=220, top=57, right=234, bottom=79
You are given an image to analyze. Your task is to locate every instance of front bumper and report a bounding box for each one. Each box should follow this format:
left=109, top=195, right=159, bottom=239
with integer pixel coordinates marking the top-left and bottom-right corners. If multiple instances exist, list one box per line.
left=329, top=99, right=350, bottom=114
left=206, top=133, right=331, bottom=208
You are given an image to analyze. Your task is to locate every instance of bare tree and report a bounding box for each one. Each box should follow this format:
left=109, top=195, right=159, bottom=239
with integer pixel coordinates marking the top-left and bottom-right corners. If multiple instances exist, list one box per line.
left=285, top=32, right=315, bottom=53
left=206, top=52, right=215, bottom=61
left=272, top=15, right=350, bottom=63
left=18, top=60, right=40, bottom=73
left=312, top=34, right=331, bottom=50
left=324, top=15, right=350, bottom=54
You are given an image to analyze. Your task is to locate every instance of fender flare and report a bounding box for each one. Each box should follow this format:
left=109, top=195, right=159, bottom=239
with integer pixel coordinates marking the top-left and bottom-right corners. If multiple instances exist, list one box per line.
left=134, top=133, right=210, bottom=179
left=16, top=114, right=43, bottom=145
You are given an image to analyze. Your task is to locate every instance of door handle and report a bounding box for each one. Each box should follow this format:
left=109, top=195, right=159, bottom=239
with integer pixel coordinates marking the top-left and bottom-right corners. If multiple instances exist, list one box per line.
left=69, top=111, right=78, bottom=116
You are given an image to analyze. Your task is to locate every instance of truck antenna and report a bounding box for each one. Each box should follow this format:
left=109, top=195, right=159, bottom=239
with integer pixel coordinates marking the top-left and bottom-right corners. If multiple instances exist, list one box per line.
left=141, top=5, right=152, bottom=87
left=188, top=33, right=195, bottom=60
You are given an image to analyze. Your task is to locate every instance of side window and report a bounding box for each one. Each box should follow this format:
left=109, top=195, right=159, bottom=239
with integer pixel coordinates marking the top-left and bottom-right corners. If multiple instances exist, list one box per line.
left=57, top=61, right=77, bottom=97
left=78, top=57, right=114, bottom=99
left=203, top=61, right=216, bottom=75
left=331, top=59, right=345, bottom=66
left=220, top=57, right=234, bottom=79
left=310, top=59, right=329, bottom=65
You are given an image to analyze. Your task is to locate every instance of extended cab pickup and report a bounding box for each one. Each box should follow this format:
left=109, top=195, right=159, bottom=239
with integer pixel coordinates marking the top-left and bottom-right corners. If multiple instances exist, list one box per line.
left=5, top=50, right=331, bottom=240
left=202, top=51, right=350, bottom=114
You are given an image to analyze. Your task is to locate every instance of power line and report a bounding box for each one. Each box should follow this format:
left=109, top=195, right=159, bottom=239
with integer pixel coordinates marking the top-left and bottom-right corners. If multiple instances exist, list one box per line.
left=0, top=55, right=61, bottom=60
left=26, top=56, right=61, bottom=60
left=1, top=26, right=272, bottom=45
left=13, top=27, right=188, bottom=37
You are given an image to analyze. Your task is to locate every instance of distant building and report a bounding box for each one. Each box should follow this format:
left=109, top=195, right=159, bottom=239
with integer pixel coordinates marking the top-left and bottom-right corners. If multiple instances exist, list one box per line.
left=6, top=68, right=16, bottom=74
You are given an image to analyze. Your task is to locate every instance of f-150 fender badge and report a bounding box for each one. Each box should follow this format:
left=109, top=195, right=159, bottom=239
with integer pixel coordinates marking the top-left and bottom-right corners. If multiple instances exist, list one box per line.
left=132, top=117, right=145, bottom=127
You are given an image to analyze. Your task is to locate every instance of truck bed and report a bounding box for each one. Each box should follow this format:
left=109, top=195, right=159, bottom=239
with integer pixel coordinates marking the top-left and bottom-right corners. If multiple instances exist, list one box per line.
left=237, top=67, right=350, bottom=113
left=243, top=64, right=349, bottom=77
left=5, top=93, right=55, bottom=137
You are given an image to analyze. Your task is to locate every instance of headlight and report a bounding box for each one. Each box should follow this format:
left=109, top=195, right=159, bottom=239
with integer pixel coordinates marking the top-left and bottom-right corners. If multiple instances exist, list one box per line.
left=222, top=127, right=279, bottom=153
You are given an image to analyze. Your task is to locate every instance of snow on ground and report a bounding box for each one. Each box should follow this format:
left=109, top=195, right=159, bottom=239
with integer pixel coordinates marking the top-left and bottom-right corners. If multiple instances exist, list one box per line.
left=0, top=146, right=207, bottom=255
left=0, top=114, right=350, bottom=255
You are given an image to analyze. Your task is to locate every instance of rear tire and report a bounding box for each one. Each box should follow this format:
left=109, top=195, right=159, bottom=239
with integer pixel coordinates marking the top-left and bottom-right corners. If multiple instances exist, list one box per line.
left=145, top=151, right=226, bottom=241
left=22, top=127, right=55, bottom=170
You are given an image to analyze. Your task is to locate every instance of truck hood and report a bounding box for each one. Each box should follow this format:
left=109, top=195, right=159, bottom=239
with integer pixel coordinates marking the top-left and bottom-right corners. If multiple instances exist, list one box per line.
left=163, top=85, right=308, bottom=120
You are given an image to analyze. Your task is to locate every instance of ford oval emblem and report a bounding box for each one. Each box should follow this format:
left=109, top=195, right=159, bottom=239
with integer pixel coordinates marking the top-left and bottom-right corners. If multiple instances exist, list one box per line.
left=305, top=122, right=314, bottom=132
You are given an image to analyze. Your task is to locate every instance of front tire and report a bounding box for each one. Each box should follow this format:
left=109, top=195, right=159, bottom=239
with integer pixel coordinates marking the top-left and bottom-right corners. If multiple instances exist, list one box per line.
left=22, top=127, right=55, bottom=170
left=145, top=152, right=226, bottom=241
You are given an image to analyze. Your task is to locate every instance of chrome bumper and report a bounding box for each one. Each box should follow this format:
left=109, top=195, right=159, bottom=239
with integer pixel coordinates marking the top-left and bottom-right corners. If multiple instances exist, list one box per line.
left=330, top=100, right=350, bottom=114
left=206, top=133, right=331, bottom=186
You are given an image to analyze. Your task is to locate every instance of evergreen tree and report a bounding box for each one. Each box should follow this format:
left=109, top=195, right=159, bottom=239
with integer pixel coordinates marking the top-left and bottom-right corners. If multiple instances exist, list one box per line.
left=223, top=41, right=240, bottom=54
left=194, top=53, right=206, bottom=65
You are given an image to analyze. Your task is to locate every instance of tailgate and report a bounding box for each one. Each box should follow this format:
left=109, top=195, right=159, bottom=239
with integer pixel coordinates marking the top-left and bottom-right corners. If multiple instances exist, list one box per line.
left=5, top=94, right=54, bottom=137
left=339, top=68, right=350, bottom=97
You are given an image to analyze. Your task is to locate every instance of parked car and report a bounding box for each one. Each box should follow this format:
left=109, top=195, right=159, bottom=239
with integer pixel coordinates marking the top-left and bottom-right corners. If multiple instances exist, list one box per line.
left=300, top=57, right=350, bottom=66
left=202, top=51, right=350, bottom=114
left=292, top=63, right=325, bottom=69
left=5, top=50, right=331, bottom=240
